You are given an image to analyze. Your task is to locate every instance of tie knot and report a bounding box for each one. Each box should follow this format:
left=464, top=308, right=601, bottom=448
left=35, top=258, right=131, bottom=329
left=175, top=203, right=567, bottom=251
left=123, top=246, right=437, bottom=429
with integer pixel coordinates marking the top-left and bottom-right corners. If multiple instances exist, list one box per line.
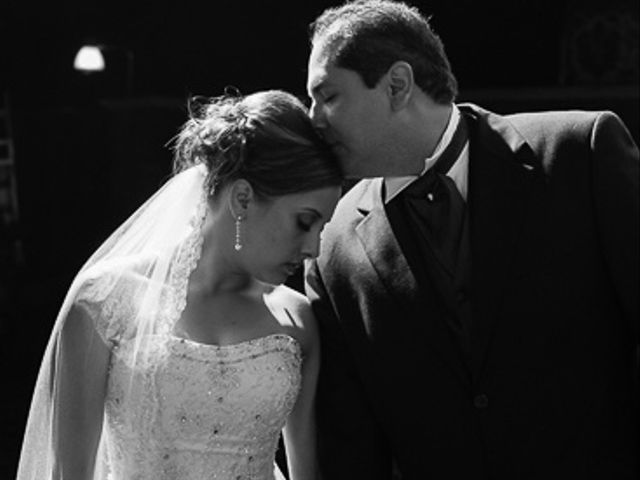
left=400, top=113, right=468, bottom=202
left=403, top=169, right=443, bottom=201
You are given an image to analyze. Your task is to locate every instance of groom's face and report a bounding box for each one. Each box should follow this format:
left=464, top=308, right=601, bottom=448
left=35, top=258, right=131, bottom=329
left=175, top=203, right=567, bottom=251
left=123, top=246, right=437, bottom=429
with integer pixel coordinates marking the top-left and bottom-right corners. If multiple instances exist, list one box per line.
left=307, top=41, right=395, bottom=179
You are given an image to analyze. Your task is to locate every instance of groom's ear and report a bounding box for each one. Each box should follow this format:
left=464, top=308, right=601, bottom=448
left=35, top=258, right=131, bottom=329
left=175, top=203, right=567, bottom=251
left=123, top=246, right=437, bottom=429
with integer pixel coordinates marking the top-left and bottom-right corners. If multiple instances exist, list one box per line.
left=386, top=61, right=414, bottom=111
left=228, top=179, right=254, bottom=219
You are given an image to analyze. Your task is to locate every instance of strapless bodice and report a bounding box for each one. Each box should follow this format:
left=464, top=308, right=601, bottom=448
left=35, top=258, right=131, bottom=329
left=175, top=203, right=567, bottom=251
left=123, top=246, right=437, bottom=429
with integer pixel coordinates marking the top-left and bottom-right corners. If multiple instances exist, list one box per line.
left=103, top=333, right=302, bottom=480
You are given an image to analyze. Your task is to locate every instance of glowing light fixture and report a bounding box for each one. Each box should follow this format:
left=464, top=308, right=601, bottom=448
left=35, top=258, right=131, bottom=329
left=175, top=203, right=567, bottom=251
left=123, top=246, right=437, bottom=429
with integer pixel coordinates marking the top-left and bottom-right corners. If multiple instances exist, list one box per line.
left=73, top=45, right=105, bottom=72
left=72, top=42, right=135, bottom=96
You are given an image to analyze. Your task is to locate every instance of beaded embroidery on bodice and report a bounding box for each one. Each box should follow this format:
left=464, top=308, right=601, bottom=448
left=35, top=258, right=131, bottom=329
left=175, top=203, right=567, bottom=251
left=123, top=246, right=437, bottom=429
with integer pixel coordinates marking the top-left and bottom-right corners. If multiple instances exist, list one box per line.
left=103, top=333, right=302, bottom=480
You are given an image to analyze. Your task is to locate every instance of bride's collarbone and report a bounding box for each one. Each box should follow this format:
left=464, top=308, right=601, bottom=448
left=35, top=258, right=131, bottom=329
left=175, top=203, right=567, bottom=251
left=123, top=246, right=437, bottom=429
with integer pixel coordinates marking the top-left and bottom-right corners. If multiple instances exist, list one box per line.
left=176, top=293, right=287, bottom=346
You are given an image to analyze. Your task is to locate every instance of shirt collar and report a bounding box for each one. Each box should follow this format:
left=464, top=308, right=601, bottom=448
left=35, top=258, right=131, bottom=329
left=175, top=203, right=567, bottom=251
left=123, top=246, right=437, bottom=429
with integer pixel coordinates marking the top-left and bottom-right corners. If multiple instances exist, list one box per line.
left=384, top=104, right=461, bottom=203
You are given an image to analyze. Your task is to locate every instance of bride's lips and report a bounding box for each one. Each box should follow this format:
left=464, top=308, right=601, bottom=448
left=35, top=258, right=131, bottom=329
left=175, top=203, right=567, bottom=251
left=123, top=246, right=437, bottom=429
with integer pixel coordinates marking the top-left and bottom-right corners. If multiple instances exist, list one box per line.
left=328, top=141, right=344, bottom=155
left=321, top=132, right=340, bottom=151
left=282, top=262, right=301, bottom=276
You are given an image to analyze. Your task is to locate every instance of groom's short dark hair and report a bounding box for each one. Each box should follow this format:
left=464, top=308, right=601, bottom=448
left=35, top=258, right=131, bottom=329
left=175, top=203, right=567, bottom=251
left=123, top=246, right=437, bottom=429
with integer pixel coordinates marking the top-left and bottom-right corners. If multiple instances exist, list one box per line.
left=309, top=0, right=458, bottom=104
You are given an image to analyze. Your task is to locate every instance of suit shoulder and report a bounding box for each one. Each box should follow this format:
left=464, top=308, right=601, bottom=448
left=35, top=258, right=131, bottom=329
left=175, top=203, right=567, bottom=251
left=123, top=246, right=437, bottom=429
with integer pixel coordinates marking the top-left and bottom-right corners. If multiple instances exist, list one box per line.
left=326, top=179, right=376, bottom=231
left=507, top=111, right=631, bottom=161
left=506, top=109, right=615, bottom=140
left=338, top=178, right=377, bottom=209
left=460, top=102, right=622, bottom=149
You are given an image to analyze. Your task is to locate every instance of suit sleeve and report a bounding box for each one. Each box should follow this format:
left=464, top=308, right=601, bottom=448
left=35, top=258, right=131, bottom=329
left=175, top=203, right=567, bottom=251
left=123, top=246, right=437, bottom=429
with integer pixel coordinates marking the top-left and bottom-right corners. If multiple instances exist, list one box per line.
left=305, top=259, right=393, bottom=480
left=591, top=111, right=639, bottom=343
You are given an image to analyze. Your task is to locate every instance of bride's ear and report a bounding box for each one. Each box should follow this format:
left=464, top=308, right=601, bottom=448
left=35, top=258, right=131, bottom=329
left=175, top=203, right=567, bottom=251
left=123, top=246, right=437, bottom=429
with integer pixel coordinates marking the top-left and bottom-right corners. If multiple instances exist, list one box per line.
left=228, top=179, right=254, bottom=220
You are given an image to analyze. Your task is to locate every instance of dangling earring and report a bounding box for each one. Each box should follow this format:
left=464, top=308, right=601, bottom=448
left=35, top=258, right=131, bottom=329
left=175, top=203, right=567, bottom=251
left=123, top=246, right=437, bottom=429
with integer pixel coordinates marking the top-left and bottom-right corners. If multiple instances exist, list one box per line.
left=234, top=215, right=243, bottom=251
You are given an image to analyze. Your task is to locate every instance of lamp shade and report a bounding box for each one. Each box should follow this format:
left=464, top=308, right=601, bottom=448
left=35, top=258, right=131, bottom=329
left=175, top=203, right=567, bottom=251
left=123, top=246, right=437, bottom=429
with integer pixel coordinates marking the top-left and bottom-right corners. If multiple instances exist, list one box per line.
left=73, top=45, right=105, bottom=72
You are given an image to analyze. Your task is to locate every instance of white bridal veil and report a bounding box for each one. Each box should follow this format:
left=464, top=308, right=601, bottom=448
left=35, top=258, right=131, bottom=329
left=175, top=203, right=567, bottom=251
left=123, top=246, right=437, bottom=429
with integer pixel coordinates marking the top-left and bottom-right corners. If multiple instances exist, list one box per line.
left=17, top=162, right=290, bottom=479
left=17, top=164, right=209, bottom=479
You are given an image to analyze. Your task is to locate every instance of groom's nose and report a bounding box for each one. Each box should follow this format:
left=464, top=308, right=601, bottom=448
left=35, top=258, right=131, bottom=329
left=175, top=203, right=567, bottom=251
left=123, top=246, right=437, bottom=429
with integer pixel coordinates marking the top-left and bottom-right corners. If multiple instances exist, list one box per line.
left=309, top=101, right=327, bottom=131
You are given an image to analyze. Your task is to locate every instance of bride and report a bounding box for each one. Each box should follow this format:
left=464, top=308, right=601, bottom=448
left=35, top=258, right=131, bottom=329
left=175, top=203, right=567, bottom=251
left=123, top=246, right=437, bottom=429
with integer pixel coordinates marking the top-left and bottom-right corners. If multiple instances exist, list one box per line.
left=16, top=90, right=342, bottom=480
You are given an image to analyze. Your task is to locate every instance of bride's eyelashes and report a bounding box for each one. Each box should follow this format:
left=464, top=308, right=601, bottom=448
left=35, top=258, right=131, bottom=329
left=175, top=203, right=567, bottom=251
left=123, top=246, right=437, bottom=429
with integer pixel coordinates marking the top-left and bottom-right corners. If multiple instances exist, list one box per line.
left=296, top=211, right=321, bottom=232
left=298, top=222, right=311, bottom=232
left=297, top=218, right=313, bottom=232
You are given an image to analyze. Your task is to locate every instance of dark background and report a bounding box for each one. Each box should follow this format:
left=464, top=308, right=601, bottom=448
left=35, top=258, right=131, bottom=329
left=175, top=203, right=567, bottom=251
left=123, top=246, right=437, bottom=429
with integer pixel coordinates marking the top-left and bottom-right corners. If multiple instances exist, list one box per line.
left=1, top=0, right=638, bottom=477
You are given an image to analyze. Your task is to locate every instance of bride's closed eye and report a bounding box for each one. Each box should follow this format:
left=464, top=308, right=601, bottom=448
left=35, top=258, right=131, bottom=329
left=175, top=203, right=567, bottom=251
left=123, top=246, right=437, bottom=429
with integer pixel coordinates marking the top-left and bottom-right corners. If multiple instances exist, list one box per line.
left=297, top=212, right=320, bottom=232
left=297, top=221, right=312, bottom=232
left=297, top=218, right=314, bottom=232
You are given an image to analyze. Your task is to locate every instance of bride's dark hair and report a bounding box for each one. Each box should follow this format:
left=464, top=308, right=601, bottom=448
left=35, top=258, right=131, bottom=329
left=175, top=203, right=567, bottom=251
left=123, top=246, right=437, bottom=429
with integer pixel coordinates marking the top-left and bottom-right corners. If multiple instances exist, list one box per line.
left=173, top=89, right=342, bottom=199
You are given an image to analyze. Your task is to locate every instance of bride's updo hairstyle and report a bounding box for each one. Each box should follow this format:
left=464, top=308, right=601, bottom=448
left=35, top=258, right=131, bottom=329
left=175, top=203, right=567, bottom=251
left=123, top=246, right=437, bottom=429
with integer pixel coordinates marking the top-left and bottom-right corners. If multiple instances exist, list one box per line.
left=172, top=89, right=342, bottom=199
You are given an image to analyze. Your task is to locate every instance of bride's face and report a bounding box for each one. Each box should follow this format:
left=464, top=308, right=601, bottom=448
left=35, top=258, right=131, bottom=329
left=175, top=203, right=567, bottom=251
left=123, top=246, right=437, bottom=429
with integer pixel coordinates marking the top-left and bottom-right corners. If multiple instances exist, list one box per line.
left=241, top=185, right=341, bottom=285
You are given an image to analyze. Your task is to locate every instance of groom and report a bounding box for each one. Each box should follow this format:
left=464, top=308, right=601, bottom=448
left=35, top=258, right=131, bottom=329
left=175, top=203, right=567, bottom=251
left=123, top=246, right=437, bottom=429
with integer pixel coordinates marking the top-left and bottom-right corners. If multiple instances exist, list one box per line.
left=304, top=1, right=639, bottom=479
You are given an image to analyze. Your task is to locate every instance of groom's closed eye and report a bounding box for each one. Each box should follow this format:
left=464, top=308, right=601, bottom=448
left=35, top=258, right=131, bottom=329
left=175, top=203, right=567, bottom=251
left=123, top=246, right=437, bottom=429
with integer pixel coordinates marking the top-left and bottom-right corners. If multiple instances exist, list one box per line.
left=322, top=93, right=337, bottom=104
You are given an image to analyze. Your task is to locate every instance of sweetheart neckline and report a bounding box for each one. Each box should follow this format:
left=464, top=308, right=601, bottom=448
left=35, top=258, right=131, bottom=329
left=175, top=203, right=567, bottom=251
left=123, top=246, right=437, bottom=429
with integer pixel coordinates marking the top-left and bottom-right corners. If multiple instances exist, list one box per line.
left=169, top=332, right=301, bottom=351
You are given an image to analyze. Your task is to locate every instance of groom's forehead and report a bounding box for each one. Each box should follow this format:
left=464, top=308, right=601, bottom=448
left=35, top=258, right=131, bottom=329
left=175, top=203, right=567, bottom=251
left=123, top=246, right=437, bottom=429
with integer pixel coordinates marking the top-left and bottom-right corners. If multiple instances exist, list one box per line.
left=307, top=67, right=329, bottom=96
left=307, top=42, right=345, bottom=89
left=307, top=53, right=330, bottom=93
left=309, top=33, right=346, bottom=68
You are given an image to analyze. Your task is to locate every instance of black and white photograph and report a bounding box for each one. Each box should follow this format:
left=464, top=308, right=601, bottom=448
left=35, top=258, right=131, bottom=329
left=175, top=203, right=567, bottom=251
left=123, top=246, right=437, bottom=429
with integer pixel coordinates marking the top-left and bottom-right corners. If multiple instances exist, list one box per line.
left=1, top=1, right=638, bottom=479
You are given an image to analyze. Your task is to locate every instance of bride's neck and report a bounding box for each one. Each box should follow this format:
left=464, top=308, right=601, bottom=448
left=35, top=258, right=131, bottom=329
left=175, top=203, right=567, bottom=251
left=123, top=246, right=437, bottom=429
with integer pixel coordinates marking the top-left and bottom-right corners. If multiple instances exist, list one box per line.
left=188, top=213, right=255, bottom=296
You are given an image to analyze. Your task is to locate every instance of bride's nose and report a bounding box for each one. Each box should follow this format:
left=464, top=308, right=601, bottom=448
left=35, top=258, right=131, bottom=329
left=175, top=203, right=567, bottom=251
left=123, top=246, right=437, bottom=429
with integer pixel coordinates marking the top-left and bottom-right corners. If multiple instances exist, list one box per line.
left=301, top=232, right=321, bottom=260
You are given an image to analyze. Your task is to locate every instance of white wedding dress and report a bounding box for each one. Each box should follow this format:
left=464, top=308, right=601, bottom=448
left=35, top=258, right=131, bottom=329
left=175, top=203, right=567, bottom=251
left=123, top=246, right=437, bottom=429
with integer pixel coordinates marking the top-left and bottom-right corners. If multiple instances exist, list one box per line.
left=16, top=166, right=304, bottom=480
left=102, top=333, right=302, bottom=480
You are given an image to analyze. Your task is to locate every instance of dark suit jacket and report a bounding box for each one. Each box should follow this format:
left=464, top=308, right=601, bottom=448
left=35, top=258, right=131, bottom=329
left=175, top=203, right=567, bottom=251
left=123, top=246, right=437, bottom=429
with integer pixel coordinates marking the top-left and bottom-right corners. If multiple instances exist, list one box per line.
left=305, top=104, right=639, bottom=480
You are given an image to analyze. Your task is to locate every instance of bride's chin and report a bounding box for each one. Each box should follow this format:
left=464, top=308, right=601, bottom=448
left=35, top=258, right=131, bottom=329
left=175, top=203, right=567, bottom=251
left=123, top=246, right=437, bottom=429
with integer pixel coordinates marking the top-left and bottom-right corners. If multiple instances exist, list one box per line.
left=253, top=270, right=288, bottom=287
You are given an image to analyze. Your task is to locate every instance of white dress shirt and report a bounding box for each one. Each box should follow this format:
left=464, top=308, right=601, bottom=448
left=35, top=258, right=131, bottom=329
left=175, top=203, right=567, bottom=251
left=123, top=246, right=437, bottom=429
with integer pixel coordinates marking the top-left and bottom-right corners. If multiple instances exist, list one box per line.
left=384, top=104, right=469, bottom=204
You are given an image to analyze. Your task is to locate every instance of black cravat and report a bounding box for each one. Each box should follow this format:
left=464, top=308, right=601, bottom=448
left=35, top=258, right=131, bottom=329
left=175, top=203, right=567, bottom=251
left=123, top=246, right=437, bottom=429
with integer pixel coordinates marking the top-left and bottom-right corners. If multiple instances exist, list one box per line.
left=402, top=115, right=469, bottom=277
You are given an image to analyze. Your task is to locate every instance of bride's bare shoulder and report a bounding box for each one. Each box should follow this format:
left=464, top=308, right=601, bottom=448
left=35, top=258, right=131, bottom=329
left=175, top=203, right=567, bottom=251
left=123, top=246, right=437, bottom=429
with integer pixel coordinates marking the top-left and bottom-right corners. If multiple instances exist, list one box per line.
left=267, top=284, right=310, bottom=311
left=264, top=285, right=317, bottom=349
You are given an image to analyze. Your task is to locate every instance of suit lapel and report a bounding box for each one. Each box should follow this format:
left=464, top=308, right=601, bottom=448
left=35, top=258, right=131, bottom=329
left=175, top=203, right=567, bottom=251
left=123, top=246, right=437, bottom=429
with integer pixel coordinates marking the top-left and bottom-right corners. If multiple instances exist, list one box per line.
left=354, top=178, right=470, bottom=386
left=462, top=105, right=541, bottom=378
left=355, top=179, right=420, bottom=308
